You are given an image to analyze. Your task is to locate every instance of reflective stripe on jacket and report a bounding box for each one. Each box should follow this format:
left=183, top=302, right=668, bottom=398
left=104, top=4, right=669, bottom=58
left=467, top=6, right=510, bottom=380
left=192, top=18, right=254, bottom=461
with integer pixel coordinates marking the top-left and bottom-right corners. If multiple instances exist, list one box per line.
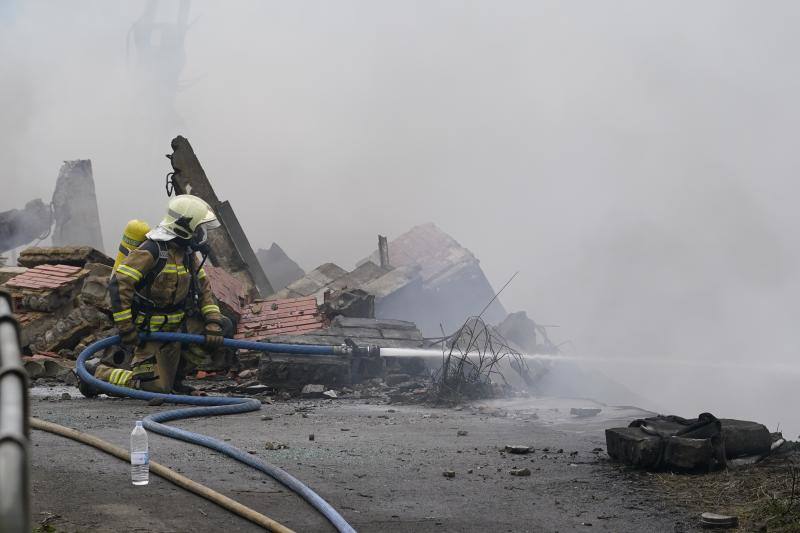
left=109, top=239, right=223, bottom=331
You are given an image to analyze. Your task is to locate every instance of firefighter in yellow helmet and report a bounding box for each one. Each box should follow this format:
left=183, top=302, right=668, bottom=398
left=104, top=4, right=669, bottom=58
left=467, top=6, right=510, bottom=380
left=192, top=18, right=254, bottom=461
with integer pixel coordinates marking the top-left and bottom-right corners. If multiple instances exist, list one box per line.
left=81, top=195, right=228, bottom=396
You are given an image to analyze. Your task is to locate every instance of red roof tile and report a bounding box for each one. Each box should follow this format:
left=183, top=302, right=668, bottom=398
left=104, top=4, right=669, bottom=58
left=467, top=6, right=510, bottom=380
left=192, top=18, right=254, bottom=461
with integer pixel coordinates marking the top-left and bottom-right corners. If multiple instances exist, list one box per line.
left=3, top=264, right=86, bottom=292
left=235, top=296, right=326, bottom=341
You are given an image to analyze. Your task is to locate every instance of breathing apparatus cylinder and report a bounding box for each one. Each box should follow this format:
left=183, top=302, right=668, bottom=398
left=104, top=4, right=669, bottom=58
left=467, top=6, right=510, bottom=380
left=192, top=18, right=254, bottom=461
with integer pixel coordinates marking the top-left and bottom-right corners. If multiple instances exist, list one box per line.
left=113, top=219, right=151, bottom=272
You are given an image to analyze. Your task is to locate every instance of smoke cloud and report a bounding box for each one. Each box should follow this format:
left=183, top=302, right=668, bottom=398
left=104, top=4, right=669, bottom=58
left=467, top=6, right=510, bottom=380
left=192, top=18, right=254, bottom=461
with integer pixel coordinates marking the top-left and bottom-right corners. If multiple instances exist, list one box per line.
left=2, top=1, right=798, bottom=435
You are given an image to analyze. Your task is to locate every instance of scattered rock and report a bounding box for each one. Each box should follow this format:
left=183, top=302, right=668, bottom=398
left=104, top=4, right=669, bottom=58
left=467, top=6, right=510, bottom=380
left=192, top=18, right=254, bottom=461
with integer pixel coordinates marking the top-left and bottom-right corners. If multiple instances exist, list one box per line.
left=385, top=373, right=411, bottom=386
left=147, top=398, right=165, bottom=407
left=261, top=415, right=273, bottom=421
left=241, top=384, right=271, bottom=395
left=309, top=434, right=315, bottom=441
left=265, top=441, right=289, bottom=450
left=60, top=392, right=72, bottom=400
left=442, top=470, right=455, bottom=478
left=238, top=369, right=257, bottom=380
left=457, top=430, right=468, bottom=437
left=570, top=407, right=601, bottom=418
left=699, top=512, right=738, bottom=529
left=323, top=389, right=338, bottom=399
left=504, top=445, right=531, bottom=454
left=509, top=467, right=531, bottom=477
left=301, top=384, right=326, bottom=398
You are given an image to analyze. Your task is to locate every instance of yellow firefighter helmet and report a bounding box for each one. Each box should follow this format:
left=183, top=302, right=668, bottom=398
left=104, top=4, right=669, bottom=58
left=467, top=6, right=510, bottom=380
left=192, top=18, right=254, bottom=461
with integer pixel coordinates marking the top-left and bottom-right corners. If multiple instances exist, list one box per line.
left=158, top=195, right=220, bottom=240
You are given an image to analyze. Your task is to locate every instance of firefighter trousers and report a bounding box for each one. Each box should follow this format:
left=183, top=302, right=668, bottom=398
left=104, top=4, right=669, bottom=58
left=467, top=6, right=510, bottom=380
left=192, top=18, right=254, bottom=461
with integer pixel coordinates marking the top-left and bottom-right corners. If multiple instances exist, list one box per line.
left=94, top=316, right=228, bottom=394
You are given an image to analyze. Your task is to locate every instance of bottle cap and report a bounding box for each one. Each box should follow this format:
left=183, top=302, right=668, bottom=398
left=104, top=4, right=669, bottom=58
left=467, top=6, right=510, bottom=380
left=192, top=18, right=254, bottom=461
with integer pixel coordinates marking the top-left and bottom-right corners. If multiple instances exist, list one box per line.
left=135, top=420, right=143, bottom=427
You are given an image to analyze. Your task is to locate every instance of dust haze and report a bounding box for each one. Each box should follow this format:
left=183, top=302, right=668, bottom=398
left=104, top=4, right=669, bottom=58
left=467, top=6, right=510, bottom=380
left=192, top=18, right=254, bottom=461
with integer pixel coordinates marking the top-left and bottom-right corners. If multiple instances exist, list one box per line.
left=2, top=2, right=798, bottom=435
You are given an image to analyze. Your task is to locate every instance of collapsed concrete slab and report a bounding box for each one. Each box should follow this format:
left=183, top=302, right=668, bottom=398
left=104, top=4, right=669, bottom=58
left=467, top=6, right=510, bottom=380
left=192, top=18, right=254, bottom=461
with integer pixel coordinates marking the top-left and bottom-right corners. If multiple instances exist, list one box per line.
left=271, top=263, right=349, bottom=301
left=18, top=246, right=113, bottom=268
left=51, top=160, right=105, bottom=251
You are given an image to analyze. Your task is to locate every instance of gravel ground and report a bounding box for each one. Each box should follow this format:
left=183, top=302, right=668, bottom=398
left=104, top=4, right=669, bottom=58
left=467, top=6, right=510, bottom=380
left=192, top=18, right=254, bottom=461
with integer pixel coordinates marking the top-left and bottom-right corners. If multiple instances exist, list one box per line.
left=29, top=388, right=699, bottom=532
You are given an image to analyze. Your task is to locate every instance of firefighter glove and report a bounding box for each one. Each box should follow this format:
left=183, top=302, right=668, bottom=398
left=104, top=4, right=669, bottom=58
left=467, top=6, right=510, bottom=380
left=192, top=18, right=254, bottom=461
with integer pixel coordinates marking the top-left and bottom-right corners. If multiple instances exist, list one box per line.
left=204, top=322, right=224, bottom=348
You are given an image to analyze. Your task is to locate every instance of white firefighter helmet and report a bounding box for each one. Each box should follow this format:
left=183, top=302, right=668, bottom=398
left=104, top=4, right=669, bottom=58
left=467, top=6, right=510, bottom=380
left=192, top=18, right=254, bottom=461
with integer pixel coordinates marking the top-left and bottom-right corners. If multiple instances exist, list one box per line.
left=148, top=194, right=220, bottom=241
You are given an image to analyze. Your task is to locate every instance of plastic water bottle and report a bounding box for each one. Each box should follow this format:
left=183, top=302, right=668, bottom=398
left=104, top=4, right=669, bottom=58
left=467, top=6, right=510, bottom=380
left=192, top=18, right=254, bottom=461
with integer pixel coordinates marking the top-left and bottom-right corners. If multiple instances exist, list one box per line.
left=130, top=420, right=149, bottom=485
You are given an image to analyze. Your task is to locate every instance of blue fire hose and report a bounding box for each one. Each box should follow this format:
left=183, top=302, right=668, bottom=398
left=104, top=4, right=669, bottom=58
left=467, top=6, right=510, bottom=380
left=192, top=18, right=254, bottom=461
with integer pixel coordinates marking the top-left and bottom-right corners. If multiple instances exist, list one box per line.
left=76, top=332, right=356, bottom=533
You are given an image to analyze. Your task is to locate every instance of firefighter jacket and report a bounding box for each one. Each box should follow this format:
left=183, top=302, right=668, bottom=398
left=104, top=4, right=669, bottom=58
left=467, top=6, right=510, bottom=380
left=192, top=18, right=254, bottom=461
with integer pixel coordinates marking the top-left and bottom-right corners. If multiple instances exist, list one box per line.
left=109, top=239, right=223, bottom=332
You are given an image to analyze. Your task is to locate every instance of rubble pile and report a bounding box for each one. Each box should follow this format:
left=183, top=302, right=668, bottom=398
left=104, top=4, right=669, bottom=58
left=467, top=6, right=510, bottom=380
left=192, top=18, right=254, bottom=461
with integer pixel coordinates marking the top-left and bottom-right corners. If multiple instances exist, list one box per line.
left=3, top=138, right=557, bottom=404
left=1, top=247, right=117, bottom=384
left=272, top=223, right=509, bottom=336
left=252, top=315, right=428, bottom=394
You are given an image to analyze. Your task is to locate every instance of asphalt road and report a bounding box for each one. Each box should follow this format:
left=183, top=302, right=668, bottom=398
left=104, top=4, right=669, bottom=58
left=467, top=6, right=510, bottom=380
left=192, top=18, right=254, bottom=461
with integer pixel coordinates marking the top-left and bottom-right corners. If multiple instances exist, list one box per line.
left=29, top=389, right=697, bottom=532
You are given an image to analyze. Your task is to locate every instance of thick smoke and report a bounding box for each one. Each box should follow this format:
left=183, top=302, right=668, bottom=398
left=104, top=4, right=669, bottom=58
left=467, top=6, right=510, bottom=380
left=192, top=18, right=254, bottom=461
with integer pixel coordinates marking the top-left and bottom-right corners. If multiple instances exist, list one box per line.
left=2, top=1, right=798, bottom=435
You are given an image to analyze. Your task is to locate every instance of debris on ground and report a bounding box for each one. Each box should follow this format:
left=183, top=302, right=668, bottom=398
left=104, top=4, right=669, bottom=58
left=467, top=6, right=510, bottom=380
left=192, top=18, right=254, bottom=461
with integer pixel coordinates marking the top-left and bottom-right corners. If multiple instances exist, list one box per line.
left=504, top=445, right=532, bottom=454
left=301, top=384, right=326, bottom=398
left=264, top=441, right=289, bottom=450
left=653, top=441, right=800, bottom=532
left=509, top=467, right=531, bottom=476
left=606, top=413, right=771, bottom=472
left=699, top=512, right=739, bottom=529
left=571, top=407, right=602, bottom=418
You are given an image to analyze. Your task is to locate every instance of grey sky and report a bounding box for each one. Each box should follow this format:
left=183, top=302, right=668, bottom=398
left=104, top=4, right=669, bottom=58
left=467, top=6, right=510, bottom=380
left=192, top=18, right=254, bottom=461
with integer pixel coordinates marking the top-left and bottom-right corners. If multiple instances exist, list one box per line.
left=3, top=1, right=799, bottom=434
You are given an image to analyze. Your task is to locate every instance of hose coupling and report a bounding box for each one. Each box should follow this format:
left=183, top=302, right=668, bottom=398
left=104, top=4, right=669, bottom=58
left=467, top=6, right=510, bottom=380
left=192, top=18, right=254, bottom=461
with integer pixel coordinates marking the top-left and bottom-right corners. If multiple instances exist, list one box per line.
left=343, top=338, right=381, bottom=358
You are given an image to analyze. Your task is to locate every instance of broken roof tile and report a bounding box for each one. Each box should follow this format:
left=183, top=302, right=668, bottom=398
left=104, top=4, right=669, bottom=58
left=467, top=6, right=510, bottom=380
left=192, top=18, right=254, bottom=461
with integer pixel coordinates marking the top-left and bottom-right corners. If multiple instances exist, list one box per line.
left=3, top=264, right=86, bottom=292
left=204, top=265, right=247, bottom=319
